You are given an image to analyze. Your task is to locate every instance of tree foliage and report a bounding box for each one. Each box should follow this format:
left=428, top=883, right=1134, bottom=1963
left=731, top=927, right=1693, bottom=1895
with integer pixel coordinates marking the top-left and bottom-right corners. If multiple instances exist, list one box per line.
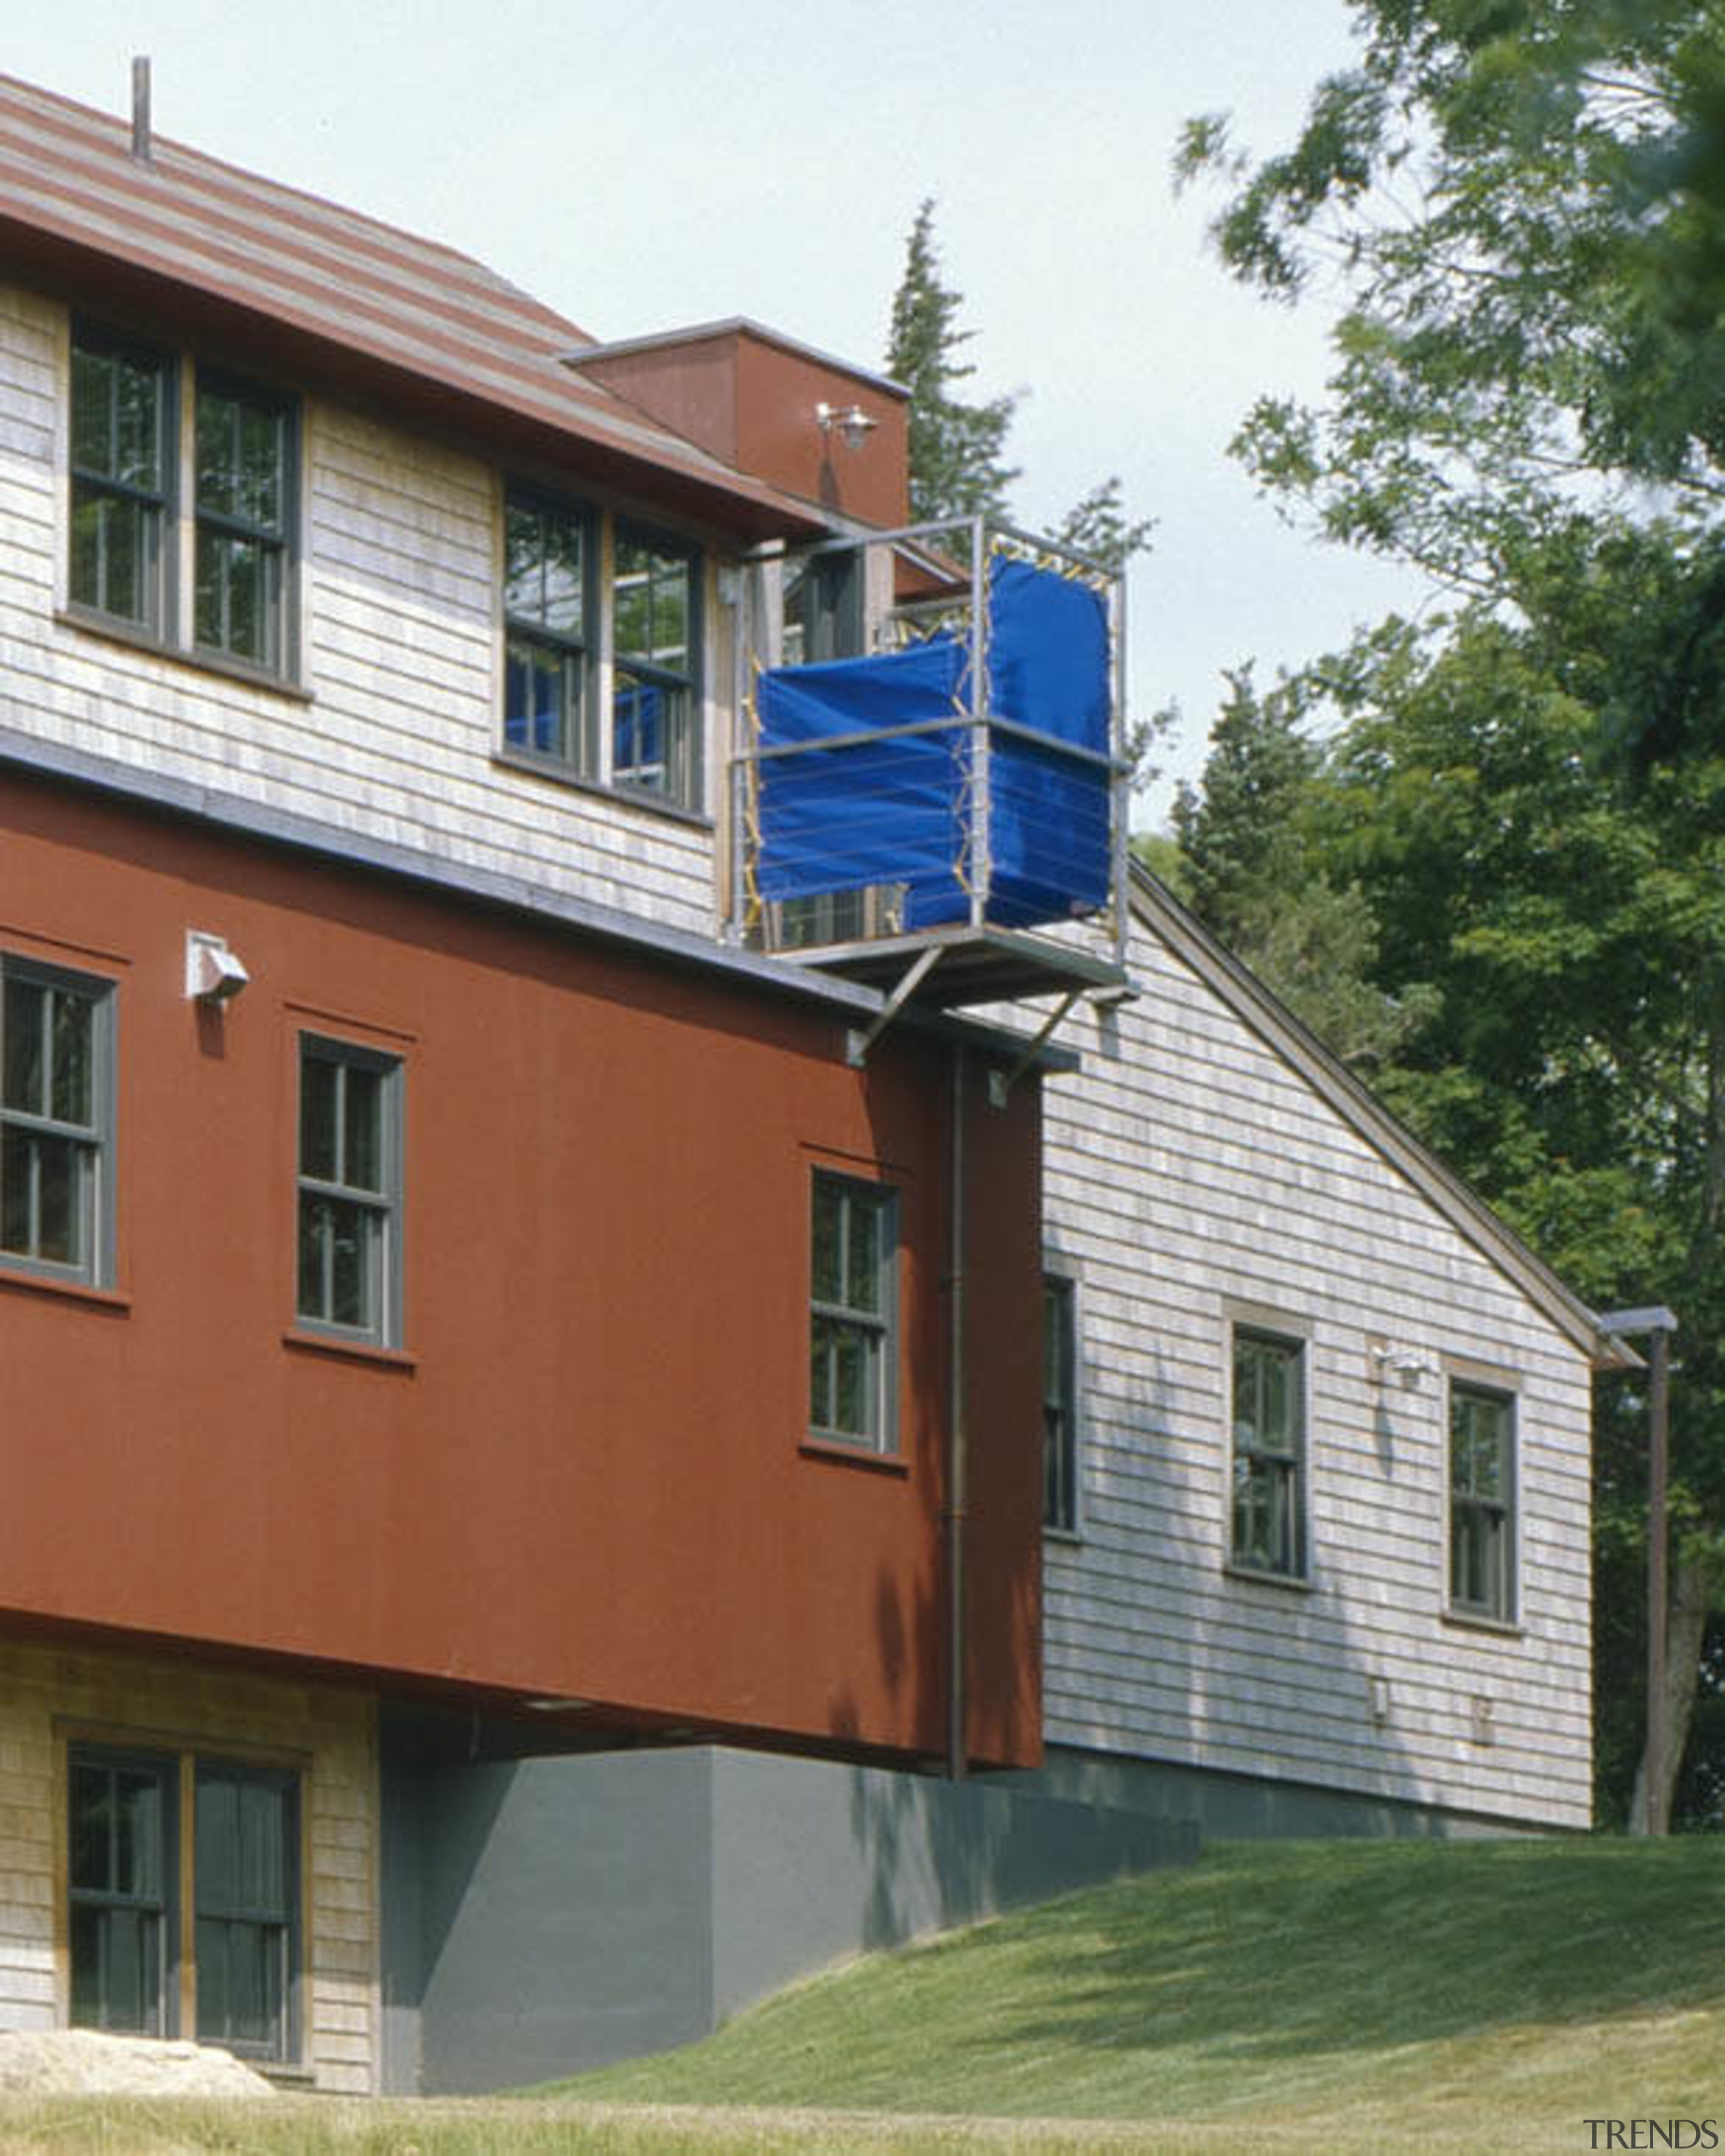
left=1175, top=0, right=1725, bottom=1825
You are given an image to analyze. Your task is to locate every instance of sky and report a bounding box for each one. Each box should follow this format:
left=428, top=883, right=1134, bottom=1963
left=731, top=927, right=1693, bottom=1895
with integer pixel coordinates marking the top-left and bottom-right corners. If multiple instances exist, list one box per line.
left=7, top=0, right=1427, bottom=826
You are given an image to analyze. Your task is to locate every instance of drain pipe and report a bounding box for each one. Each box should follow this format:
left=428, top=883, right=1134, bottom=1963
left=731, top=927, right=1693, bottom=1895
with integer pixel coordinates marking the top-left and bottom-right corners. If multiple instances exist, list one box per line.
left=946, top=1043, right=968, bottom=1781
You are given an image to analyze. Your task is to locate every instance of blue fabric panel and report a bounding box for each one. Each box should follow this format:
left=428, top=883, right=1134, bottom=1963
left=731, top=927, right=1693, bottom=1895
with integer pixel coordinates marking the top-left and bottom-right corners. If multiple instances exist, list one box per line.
left=754, top=562, right=1112, bottom=931
left=986, top=559, right=1110, bottom=752
left=757, top=640, right=969, bottom=908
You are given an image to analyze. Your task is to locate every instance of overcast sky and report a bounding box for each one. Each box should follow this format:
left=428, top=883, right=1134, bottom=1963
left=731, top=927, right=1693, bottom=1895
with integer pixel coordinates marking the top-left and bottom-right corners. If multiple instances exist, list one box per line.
left=9, top=0, right=1426, bottom=826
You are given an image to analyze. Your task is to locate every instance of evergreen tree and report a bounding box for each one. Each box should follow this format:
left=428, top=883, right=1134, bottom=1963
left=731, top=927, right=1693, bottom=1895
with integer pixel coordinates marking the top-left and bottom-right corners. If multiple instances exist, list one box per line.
left=884, top=199, right=1019, bottom=524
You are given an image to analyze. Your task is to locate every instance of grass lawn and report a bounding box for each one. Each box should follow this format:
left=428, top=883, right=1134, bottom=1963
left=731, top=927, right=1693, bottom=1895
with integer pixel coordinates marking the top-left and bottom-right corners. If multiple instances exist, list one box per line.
left=1, top=1837, right=1720, bottom=2151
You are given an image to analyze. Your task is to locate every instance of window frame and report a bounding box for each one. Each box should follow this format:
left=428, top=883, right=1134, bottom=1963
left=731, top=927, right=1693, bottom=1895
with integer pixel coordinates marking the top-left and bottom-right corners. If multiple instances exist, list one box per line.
left=193, top=369, right=297, bottom=677
left=295, top=1033, right=404, bottom=1349
left=610, top=520, right=701, bottom=807
left=67, top=320, right=177, bottom=639
left=0, top=952, right=117, bottom=1289
left=65, top=321, right=301, bottom=685
left=808, top=1169, right=899, bottom=1454
left=1448, top=1378, right=1517, bottom=1624
left=502, top=483, right=597, bottom=774
left=1228, top=1323, right=1308, bottom=1582
left=67, top=1742, right=303, bottom=2064
left=1042, top=1273, right=1079, bottom=1535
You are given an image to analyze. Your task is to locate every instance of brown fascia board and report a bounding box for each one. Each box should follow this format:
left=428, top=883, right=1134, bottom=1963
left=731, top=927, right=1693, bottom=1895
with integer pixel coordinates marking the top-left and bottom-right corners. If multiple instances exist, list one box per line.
left=1127, top=864, right=1628, bottom=1369
left=0, top=224, right=828, bottom=549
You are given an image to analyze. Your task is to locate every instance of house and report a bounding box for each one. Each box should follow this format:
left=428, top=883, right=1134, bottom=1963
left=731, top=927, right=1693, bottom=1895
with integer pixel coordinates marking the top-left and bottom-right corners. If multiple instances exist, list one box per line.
left=0, top=67, right=1615, bottom=2096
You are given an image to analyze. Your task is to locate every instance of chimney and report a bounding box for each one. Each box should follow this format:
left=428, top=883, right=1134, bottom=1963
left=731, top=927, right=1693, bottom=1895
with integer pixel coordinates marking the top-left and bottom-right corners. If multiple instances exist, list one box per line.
left=131, top=56, right=152, bottom=165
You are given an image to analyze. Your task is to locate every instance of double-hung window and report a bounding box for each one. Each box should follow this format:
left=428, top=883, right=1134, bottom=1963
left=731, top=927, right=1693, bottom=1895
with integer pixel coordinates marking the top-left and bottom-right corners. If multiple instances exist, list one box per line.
left=67, top=324, right=298, bottom=680
left=296, top=1035, right=402, bottom=1345
left=1449, top=1381, right=1516, bottom=1621
left=194, top=375, right=294, bottom=672
left=809, top=1171, right=897, bottom=1451
left=504, top=488, right=594, bottom=768
left=613, top=526, right=699, bottom=803
left=1230, top=1326, right=1305, bottom=1578
left=68, top=1745, right=301, bottom=2062
left=69, top=326, right=173, bottom=635
left=1043, top=1276, right=1078, bottom=1533
left=1, top=955, right=115, bottom=1285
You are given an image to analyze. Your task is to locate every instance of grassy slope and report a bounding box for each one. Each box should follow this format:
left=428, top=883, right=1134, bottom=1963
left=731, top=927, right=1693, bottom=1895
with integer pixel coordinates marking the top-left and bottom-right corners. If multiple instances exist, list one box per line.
left=551, top=1837, right=1725, bottom=2143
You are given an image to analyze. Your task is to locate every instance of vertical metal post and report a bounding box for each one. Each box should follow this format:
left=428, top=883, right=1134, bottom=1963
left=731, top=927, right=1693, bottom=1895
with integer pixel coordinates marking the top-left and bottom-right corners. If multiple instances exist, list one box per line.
left=1110, top=565, right=1129, bottom=972
left=946, top=1043, right=968, bottom=1781
left=1647, top=1322, right=1672, bottom=1835
left=968, top=516, right=991, bottom=931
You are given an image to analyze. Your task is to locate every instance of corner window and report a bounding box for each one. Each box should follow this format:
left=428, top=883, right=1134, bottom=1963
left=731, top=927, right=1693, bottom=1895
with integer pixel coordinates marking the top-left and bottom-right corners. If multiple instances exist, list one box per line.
left=69, top=326, right=173, bottom=635
left=1230, top=1326, right=1305, bottom=1578
left=296, top=1035, right=402, bottom=1345
left=1450, top=1381, right=1516, bottom=1620
left=504, top=488, right=593, bottom=769
left=194, top=376, right=294, bottom=673
left=613, top=526, right=699, bottom=804
left=809, top=1171, right=897, bottom=1451
left=69, top=1745, right=301, bottom=2062
left=1043, top=1276, right=1078, bottom=1533
left=0, top=954, right=115, bottom=1286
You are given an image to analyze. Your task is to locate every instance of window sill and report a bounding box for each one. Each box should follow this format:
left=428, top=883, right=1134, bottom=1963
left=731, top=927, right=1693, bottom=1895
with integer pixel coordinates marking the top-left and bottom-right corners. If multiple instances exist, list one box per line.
left=0, top=1266, right=131, bottom=1314
left=1222, top=1562, right=1315, bottom=1594
left=799, top=1436, right=909, bottom=1477
left=282, top=1328, right=416, bottom=1372
left=1441, top=1607, right=1524, bottom=1640
left=59, top=607, right=311, bottom=702
left=492, top=749, right=712, bottom=829
left=1043, top=1524, right=1083, bottom=1547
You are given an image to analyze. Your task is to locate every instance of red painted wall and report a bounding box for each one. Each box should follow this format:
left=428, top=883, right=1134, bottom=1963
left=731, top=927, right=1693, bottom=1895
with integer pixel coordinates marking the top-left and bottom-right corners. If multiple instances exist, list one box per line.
left=0, top=774, right=1042, bottom=1767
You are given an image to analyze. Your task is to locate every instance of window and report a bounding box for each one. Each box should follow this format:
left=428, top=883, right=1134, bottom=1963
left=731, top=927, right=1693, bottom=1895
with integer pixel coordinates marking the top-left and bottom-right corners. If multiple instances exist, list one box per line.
left=504, top=488, right=593, bottom=768
left=809, top=1171, right=896, bottom=1450
left=296, top=1035, right=402, bottom=1345
left=1450, top=1381, right=1516, bottom=1620
left=613, top=526, right=699, bottom=803
left=1230, top=1326, right=1305, bottom=1578
left=195, top=375, right=294, bottom=672
left=1043, top=1276, right=1078, bottom=1533
left=782, top=547, right=863, bottom=666
left=194, top=1763, right=299, bottom=2058
left=69, top=1746, right=300, bottom=2062
left=67, top=324, right=297, bottom=679
left=69, top=1750, right=175, bottom=2037
left=69, top=326, right=173, bottom=635
left=1, top=955, right=115, bottom=1285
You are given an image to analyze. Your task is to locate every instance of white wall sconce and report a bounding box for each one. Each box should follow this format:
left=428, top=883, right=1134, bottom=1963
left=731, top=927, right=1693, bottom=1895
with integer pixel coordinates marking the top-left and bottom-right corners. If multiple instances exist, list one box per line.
left=185, top=930, right=249, bottom=1003
left=1370, top=1343, right=1437, bottom=1391
left=815, top=401, right=878, bottom=452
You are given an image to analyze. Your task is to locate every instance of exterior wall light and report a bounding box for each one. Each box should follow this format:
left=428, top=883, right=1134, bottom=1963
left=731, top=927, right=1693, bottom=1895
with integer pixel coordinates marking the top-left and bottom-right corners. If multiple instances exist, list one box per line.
left=1371, top=1344, right=1436, bottom=1390
left=185, top=929, right=250, bottom=1002
left=815, top=401, right=878, bottom=452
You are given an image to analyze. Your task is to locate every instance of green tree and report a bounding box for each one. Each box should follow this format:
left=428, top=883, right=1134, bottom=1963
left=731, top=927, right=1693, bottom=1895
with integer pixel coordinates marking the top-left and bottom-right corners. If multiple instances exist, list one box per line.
left=885, top=199, right=1020, bottom=525
left=1176, top=0, right=1725, bottom=1827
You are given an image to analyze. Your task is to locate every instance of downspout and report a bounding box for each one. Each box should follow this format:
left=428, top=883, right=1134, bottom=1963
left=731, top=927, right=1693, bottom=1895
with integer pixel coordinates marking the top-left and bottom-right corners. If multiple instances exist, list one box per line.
left=947, top=1043, right=968, bottom=1781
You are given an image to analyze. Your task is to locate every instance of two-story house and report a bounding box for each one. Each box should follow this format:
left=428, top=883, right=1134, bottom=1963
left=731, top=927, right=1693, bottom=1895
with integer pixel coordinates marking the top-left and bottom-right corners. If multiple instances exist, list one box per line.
left=0, top=68, right=1617, bottom=2096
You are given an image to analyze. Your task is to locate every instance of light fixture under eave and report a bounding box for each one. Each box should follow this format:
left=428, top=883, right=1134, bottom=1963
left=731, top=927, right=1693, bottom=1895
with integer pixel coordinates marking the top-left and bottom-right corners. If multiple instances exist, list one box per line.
left=815, top=400, right=878, bottom=453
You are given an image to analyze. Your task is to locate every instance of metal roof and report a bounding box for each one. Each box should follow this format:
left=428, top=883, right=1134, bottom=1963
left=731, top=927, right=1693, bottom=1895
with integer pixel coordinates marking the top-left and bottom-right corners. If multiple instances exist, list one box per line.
left=0, top=71, right=827, bottom=539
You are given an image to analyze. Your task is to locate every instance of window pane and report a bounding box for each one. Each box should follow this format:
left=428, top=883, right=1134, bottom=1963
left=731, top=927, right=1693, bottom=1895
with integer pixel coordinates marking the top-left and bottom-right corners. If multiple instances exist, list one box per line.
left=506, top=640, right=570, bottom=759
left=196, top=391, right=237, bottom=518
left=114, top=356, right=161, bottom=490
left=71, top=346, right=115, bottom=474
left=810, top=1319, right=833, bottom=1429
left=3, top=977, right=44, bottom=1113
left=300, top=1056, right=337, bottom=1181
left=0, top=1126, right=31, bottom=1254
left=832, top=1326, right=869, bottom=1436
left=811, top=1179, right=842, bottom=1303
left=31, top=1131, right=78, bottom=1264
left=329, top=1196, right=374, bottom=1328
left=71, top=1762, right=113, bottom=1892
left=343, top=1064, right=383, bottom=1192
left=846, top=1192, right=881, bottom=1315
left=51, top=989, right=94, bottom=1126
left=237, top=401, right=283, bottom=530
left=239, top=1780, right=288, bottom=1911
